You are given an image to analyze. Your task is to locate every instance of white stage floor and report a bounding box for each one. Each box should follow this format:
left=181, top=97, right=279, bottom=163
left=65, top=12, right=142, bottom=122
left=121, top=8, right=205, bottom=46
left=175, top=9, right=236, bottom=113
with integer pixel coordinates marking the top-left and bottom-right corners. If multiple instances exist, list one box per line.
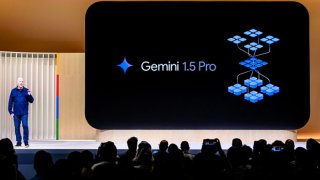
left=13, top=140, right=308, bottom=150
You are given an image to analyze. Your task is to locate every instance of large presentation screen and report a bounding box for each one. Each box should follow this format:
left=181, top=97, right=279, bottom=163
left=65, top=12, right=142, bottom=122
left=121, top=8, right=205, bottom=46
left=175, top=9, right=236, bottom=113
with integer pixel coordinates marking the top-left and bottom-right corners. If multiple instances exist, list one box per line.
left=85, top=1, right=309, bottom=130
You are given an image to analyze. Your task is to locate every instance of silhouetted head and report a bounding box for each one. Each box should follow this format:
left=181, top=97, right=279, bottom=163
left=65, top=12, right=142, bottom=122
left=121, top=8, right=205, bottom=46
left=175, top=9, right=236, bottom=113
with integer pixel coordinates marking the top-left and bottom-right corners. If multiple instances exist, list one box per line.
left=0, top=138, right=15, bottom=156
left=136, top=143, right=153, bottom=166
left=180, top=141, right=190, bottom=152
left=34, top=150, right=54, bottom=176
left=0, top=138, right=17, bottom=168
left=284, top=139, right=295, bottom=151
left=138, top=141, right=152, bottom=154
left=168, top=143, right=180, bottom=154
left=253, top=139, right=267, bottom=153
left=294, top=147, right=310, bottom=167
left=272, top=140, right=284, bottom=147
left=306, top=138, right=319, bottom=152
left=81, top=150, right=94, bottom=168
left=159, top=140, right=168, bottom=152
left=97, top=141, right=117, bottom=162
left=232, top=138, right=243, bottom=148
left=127, top=136, right=138, bottom=151
left=259, top=139, right=267, bottom=146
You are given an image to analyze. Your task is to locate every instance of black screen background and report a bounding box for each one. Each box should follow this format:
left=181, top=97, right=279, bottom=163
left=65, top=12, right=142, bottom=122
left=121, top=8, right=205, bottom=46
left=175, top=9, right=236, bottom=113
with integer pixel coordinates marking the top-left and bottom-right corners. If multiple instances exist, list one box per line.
left=85, top=1, right=309, bottom=130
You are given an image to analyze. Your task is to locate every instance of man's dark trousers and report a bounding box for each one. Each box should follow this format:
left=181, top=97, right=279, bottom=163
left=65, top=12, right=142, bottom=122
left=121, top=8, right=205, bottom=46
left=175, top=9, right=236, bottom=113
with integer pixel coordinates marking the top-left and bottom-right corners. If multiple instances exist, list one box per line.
left=14, top=114, right=29, bottom=145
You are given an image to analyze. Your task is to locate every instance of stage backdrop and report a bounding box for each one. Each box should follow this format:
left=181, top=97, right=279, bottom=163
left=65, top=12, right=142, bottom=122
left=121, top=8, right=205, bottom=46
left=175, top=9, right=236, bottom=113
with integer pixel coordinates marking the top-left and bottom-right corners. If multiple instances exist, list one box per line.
left=0, top=0, right=319, bottom=141
left=0, top=50, right=319, bottom=141
left=0, top=51, right=56, bottom=140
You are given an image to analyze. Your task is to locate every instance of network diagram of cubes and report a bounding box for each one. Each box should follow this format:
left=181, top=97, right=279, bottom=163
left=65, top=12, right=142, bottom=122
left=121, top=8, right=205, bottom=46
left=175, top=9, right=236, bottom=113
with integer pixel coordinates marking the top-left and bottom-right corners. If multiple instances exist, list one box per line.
left=227, top=29, right=280, bottom=103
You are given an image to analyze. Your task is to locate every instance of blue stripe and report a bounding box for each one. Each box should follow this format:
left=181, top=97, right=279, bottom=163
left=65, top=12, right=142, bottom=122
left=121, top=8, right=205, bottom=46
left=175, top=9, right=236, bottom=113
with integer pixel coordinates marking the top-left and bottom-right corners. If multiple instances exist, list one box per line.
left=56, top=96, right=59, bottom=120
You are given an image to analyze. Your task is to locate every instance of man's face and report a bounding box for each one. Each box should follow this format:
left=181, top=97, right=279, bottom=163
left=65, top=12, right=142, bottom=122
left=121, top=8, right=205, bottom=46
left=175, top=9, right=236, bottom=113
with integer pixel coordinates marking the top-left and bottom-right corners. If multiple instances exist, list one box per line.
left=17, top=78, right=23, bottom=88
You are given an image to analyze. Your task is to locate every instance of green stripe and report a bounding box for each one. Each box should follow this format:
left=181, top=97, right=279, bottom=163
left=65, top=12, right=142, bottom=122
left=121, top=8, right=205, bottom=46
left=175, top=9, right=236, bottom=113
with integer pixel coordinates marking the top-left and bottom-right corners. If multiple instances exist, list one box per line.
left=56, top=119, right=59, bottom=140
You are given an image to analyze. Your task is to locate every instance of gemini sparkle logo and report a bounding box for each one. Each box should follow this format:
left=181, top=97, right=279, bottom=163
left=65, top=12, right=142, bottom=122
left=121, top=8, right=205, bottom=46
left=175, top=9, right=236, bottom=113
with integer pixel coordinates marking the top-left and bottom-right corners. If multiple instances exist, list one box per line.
left=117, top=57, right=133, bottom=74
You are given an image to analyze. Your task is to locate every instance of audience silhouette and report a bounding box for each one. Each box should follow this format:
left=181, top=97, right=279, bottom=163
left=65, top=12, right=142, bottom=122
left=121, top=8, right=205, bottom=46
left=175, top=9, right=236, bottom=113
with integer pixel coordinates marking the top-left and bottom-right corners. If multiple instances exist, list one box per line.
left=0, top=138, right=26, bottom=180
left=30, top=150, right=54, bottom=180
left=1, top=137, right=320, bottom=180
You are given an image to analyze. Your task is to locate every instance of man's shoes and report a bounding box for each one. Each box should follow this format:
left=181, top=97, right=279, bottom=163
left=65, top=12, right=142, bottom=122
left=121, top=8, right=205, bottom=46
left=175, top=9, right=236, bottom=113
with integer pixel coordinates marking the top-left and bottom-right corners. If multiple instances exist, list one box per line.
left=25, top=143, right=29, bottom=148
left=15, top=143, right=22, bottom=147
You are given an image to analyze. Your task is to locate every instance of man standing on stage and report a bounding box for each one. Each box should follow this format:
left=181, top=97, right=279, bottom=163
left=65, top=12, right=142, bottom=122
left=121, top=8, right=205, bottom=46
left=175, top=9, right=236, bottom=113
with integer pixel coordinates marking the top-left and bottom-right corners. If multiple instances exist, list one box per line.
left=8, top=77, right=34, bottom=147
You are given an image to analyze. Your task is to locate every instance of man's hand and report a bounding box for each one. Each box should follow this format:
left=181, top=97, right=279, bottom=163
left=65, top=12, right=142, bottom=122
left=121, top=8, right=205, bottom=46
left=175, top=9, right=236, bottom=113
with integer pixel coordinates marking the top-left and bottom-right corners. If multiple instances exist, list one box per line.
left=10, top=114, right=14, bottom=118
left=28, top=90, right=31, bottom=95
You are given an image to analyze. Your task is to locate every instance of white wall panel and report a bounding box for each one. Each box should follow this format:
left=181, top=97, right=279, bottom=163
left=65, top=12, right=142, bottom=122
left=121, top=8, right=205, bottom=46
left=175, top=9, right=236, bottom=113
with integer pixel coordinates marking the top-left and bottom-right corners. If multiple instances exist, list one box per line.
left=0, top=51, right=56, bottom=140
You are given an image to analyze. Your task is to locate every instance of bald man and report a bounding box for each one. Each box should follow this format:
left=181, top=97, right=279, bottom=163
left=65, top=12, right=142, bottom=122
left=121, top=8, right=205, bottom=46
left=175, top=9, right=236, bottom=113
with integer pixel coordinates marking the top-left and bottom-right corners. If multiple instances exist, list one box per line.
left=8, top=77, right=34, bottom=147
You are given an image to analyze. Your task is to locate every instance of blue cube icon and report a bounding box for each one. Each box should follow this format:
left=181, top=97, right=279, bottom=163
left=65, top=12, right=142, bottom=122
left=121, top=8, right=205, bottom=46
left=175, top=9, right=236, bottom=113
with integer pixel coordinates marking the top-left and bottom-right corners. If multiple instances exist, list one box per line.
left=261, top=86, right=267, bottom=93
left=250, top=82, right=258, bottom=88
left=250, top=42, right=258, bottom=46
left=250, top=91, right=258, bottom=95
left=244, top=93, right=252, bottom=100
left=257, top=93, right=264, bottom=100
left=266, top=89, right=274, bottom=96
left=250, top=96, right=258, bottom=103
left=244, top=77, right=263, bottom=89
left=260, top=38, right=268, bottom=42
left=244, top=91, right=264, bottom=103
left=234, top=40, right=241, bottom=44
left=239, top=58, right=268, bottom=70
left=228, top=86, right=235, bottom=93
left=260, top=83, right=280, bottom=97
left=256, top=79, right=263, bottom=86
left=234, top=84, right=241, bottom=88
left=266, top=40, right=274, bottom=44
left=266, top=84, right=274, bottom=88
left=272, top=86, right=280, bottom=93
left=234, top=89, right=242, bottom=96
left=240, top=86, right=247, bottom=93
left=244, top=79, right=251, bottom=86
left=272, top=38, right=280, bottom=42
left=228, top=84, right=247, bottom=96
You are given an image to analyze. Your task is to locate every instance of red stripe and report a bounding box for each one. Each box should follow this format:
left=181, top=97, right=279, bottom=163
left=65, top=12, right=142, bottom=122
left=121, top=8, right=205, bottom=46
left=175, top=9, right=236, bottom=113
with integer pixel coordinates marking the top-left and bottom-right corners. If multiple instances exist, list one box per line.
left=56, top=75, right=59, bottom=96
